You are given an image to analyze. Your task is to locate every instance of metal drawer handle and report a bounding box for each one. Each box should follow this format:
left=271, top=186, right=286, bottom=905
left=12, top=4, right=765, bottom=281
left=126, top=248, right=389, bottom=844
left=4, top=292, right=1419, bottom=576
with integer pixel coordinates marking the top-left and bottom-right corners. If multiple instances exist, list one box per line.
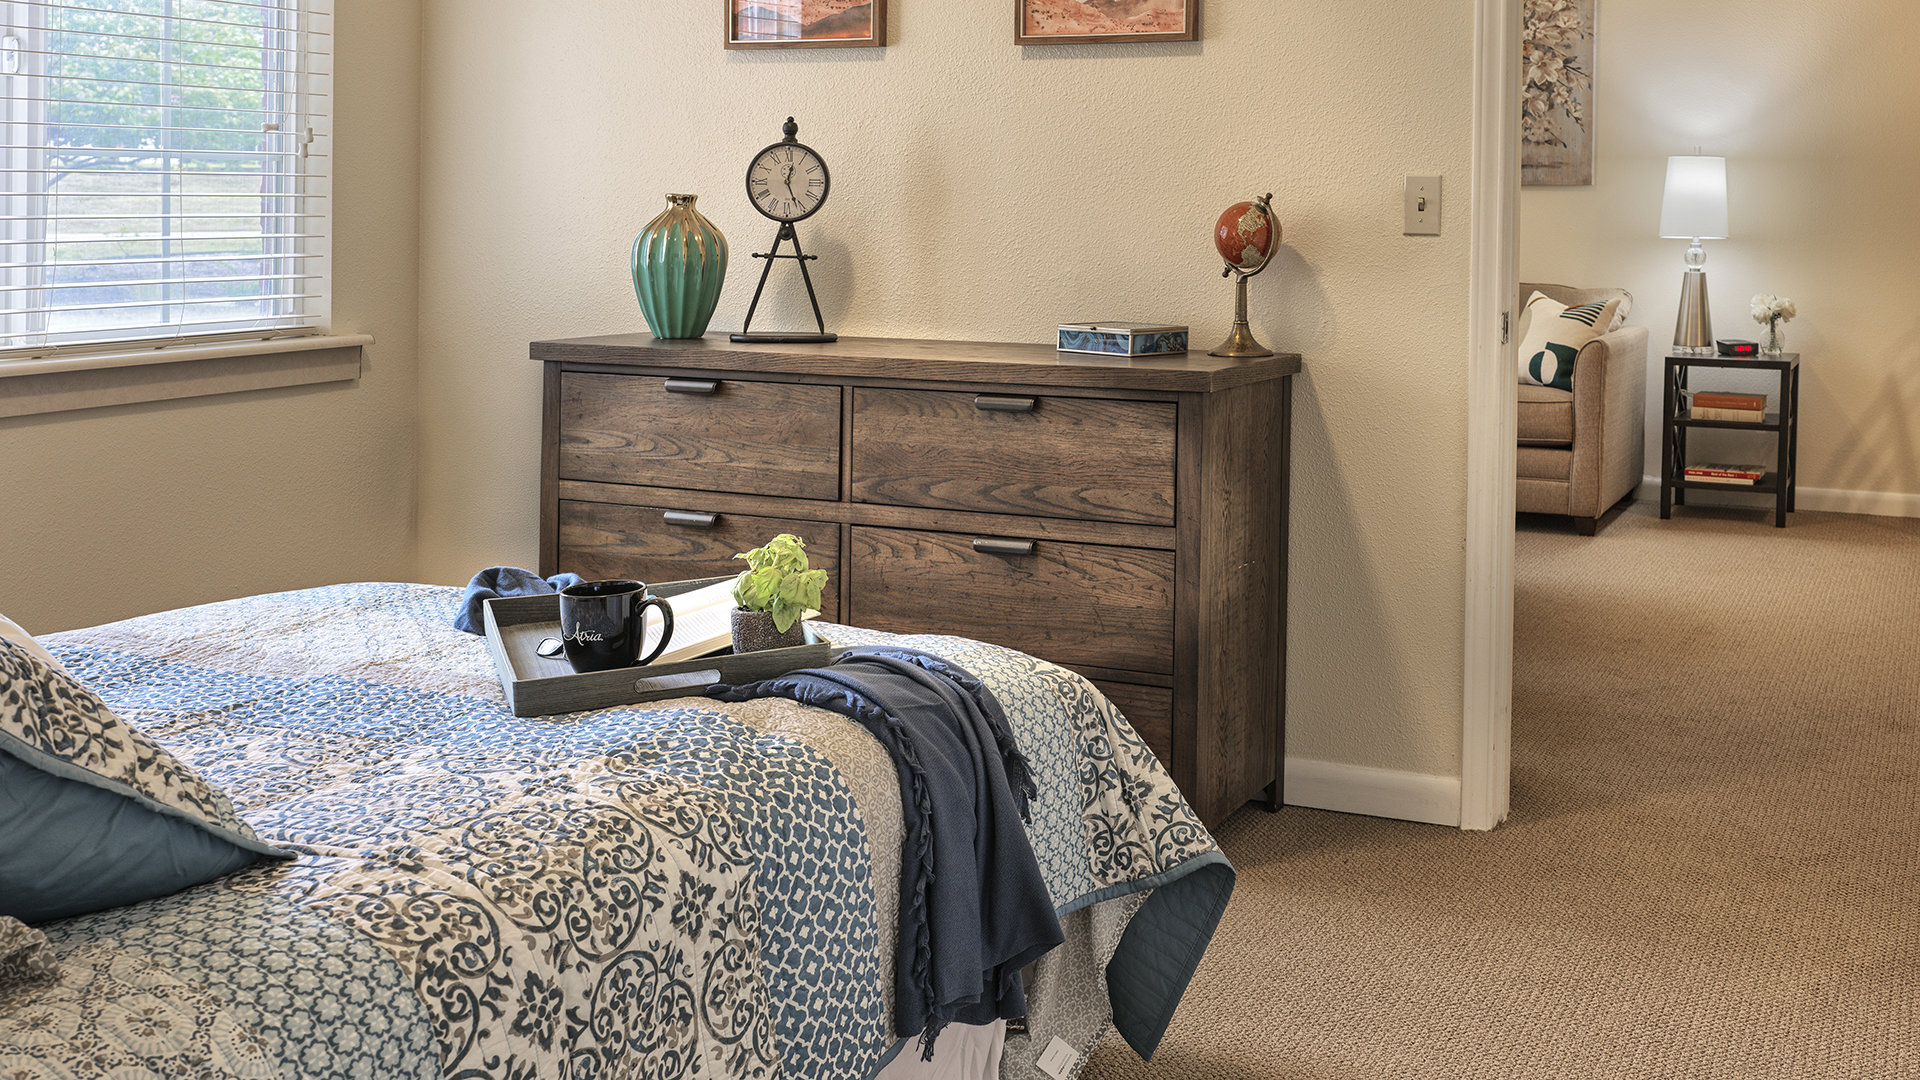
left=664, top=378, right=719, bottom=395
left=972, top=537, right=1036, bottom=556
left=663, top=510, right=718, bottom=528
left=974, top=395, right=1036, bottom=413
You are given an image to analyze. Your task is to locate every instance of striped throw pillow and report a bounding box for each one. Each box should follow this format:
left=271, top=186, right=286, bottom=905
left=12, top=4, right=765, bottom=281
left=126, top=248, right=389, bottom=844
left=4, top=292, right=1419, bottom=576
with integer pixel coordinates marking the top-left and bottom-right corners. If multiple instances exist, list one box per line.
left=1518, top=293, right=1621, bottom=392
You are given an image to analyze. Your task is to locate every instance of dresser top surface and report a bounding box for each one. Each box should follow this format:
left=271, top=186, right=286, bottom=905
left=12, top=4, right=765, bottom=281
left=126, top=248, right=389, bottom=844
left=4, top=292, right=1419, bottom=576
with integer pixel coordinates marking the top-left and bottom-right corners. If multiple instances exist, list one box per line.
left=532, top=333, right=1300, bottom=393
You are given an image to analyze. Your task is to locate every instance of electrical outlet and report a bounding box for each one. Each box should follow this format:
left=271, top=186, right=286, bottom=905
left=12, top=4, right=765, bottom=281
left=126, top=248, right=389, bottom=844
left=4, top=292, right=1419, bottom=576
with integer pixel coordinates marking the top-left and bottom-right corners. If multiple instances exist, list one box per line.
left=1404, top=175, right=1441, bottom=235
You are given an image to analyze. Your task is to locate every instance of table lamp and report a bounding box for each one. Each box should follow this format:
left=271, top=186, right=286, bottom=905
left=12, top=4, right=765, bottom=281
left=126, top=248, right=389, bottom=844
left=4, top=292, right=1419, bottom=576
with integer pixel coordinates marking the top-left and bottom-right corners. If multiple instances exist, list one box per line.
left=1658, top=155, right=1728, bottom=355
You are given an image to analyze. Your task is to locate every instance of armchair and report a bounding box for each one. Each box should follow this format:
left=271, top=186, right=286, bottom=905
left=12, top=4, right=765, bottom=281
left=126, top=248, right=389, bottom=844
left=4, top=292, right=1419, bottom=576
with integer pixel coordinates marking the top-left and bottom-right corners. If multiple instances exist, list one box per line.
left=1515, top=282, right=1649, bottom=535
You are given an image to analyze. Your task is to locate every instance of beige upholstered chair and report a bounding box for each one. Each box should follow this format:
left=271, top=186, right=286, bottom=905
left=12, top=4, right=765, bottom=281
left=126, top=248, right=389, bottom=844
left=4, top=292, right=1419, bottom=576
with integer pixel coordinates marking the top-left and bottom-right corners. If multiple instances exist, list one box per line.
left=1515, top=283, right=1648, bottom=535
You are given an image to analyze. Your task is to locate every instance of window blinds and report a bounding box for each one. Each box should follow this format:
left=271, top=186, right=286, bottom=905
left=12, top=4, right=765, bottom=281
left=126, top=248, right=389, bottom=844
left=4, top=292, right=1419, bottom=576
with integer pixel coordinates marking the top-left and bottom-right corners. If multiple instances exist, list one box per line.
left=1, top=0, right=329, bottom=357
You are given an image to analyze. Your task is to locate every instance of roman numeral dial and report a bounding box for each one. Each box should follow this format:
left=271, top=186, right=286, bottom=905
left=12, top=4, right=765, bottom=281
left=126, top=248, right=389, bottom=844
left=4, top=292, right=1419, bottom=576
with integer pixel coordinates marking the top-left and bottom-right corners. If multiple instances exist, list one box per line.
left=745, top=122, right=830, bottom=223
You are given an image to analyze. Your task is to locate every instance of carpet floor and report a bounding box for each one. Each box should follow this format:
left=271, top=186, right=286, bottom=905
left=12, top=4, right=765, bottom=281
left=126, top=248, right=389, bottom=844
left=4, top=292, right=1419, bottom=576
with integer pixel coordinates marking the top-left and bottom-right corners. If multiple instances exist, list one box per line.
left=1080, top=500, right=1920, bottom=1079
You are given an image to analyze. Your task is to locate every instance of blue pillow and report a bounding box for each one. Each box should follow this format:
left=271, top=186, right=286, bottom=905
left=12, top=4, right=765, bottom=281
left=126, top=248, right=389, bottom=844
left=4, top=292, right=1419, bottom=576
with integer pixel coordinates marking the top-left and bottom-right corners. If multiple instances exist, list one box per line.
left=0, top=638, right=292, bottom=924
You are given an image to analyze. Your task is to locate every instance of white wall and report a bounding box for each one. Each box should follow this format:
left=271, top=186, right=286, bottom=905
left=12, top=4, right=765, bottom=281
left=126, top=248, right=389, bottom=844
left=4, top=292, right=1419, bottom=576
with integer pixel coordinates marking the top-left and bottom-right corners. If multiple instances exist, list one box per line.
left=416, top=1, right=1482, bottom=783
left=1520, top=0, right=1920, bottom=515
left=0, top=0, right=425, bottom=633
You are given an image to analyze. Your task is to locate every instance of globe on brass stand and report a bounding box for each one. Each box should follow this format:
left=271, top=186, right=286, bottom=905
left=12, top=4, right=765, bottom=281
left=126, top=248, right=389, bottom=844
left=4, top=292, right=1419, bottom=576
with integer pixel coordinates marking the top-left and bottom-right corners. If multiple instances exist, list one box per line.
left=1209, top=193, right=1279, bottom=358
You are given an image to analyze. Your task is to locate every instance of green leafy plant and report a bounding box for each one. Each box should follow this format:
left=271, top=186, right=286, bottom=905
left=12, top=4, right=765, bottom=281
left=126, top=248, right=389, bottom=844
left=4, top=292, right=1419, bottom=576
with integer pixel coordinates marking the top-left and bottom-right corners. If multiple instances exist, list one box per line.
left=731, top=533, right=827, bottom=634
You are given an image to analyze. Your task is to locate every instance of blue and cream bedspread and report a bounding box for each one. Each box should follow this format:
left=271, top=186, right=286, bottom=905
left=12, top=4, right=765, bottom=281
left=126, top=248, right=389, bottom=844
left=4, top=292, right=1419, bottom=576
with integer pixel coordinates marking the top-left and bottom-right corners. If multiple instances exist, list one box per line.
left=0, top=583, right=1230, bottom=1080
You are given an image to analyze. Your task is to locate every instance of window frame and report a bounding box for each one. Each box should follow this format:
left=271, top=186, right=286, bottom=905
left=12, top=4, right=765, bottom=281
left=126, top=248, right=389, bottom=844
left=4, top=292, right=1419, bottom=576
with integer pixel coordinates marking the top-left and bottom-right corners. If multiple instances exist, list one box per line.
left=0, top=0, right=332, bottom=361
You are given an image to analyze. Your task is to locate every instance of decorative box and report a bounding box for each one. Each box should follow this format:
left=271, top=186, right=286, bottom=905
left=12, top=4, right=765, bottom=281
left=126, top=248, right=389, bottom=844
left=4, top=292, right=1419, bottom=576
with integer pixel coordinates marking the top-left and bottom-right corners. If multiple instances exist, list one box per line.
left=1057, top=322, right=1189, bottom=356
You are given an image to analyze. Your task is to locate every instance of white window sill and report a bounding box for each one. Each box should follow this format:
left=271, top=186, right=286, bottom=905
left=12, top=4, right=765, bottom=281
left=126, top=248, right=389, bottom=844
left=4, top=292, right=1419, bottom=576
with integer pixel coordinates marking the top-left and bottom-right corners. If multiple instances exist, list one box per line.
left=0, top=334, right=373, bottom=419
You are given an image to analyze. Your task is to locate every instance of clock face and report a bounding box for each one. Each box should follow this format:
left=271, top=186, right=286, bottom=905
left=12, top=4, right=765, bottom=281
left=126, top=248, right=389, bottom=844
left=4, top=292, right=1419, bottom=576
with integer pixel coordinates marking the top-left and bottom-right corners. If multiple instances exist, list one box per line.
left=746, top=142, right=829, bottom=222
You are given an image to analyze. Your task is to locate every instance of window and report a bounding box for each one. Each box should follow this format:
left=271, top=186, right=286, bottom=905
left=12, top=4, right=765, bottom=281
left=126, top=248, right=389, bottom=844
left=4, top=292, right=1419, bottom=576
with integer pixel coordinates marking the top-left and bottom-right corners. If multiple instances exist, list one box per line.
left=1, top=0, right=328, bottom=357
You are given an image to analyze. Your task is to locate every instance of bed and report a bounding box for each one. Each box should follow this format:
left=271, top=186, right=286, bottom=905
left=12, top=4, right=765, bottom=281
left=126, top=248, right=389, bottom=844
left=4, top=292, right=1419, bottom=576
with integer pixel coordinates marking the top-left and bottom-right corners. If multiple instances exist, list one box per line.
left=0, top=582, right=1232, bottom=1080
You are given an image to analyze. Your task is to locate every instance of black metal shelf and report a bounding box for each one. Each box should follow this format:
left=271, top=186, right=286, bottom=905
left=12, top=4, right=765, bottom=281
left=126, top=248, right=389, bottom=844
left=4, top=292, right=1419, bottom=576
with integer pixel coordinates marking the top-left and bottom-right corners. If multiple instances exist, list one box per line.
left=1660, top=353, right=1800, bottom=528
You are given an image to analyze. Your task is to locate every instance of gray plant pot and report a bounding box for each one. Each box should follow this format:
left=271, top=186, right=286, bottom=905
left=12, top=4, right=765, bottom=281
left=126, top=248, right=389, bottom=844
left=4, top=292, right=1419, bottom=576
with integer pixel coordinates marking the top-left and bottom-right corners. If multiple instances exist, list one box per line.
left=730, top=608, right=805, bottom=654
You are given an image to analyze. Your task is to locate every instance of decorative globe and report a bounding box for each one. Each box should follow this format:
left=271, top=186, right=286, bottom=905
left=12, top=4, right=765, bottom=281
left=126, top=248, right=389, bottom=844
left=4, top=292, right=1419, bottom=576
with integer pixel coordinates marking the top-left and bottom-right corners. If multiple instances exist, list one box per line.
left=1214, top=198, right=1278, bottom=275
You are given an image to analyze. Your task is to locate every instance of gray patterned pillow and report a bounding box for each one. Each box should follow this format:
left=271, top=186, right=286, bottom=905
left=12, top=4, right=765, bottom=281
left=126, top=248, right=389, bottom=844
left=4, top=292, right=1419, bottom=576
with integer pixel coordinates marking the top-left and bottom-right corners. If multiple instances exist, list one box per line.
left=0, top=639, right=292, bottom=924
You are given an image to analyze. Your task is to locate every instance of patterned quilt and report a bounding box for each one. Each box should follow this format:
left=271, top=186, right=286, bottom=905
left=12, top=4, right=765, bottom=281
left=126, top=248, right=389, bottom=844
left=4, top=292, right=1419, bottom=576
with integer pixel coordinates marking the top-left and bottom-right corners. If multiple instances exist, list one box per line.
left=0, top=583, right=1229, bottom=1080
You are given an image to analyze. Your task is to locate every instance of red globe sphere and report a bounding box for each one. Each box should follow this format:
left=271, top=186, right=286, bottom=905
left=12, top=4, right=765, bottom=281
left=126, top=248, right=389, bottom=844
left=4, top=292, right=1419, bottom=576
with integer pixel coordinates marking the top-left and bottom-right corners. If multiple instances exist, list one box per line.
left=1214, top=199, right=1277, bottom=272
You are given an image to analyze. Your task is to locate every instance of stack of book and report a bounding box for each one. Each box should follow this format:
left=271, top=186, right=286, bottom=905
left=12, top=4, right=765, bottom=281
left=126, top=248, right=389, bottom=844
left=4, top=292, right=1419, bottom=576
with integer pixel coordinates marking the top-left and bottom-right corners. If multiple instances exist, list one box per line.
left=1689, top=391, right=1767, bottom=422
left=1683, top=462, right=1767, bottom=485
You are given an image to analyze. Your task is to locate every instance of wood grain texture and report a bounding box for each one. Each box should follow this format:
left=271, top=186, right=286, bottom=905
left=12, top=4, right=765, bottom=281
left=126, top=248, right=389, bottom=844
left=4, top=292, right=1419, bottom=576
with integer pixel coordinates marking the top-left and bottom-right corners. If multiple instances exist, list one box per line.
left=535, top=335, right=1294, bottom=828
left=559, top=372, right=841, bottom=500
left=1190, top=379, right=1286, bottom=822
left=848, top=526, right=1173, bottom=675
left=539, top=362, right=564, bottom=576
left=849, top=388, right=1176, bottom=525
left=556, top=499, right=841, bottom=620
left=533, top=334, right=1300, bottom=394
left=558, top=478, right=1177, bottom=550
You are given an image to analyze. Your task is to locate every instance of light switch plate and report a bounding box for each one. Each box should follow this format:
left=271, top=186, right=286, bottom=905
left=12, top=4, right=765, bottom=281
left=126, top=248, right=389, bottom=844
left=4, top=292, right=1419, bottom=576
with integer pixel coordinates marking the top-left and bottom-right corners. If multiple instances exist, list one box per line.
left=1404, top=175, right=1441, bottom=235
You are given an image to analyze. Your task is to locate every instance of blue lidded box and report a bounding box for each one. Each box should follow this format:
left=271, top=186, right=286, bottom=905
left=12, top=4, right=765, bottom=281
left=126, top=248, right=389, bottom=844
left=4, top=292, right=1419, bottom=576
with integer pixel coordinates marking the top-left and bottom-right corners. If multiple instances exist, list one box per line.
left=1057, top=322, right=1189, bottom=356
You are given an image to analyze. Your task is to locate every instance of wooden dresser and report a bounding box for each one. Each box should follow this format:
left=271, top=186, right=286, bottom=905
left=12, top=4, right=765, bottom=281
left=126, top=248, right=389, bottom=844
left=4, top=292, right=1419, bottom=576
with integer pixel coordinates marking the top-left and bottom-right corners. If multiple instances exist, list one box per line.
left=532, top=334, right=1298, bottom=827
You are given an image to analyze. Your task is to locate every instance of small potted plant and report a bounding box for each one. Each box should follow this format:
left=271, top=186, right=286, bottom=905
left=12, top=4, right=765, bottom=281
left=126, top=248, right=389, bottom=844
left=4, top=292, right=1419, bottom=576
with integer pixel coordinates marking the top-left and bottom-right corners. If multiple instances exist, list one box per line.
left=729, top=533, right=827, bottom=653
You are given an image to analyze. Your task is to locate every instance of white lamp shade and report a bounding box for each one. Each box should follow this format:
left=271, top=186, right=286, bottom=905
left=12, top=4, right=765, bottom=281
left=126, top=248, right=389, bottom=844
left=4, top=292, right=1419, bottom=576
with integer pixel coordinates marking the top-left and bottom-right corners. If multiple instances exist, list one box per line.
left=1659, top=155, right=1728, bottom=239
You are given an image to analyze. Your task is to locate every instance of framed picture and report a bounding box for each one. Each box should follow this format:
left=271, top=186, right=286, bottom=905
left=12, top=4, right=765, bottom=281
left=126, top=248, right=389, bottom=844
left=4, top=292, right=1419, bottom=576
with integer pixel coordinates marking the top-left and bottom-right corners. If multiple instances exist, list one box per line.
left=1015, top=0, right=1197, bottom=46
left=726, top=0, right=885, bottom=49
left=1521, top=0, right=1595, bottom=185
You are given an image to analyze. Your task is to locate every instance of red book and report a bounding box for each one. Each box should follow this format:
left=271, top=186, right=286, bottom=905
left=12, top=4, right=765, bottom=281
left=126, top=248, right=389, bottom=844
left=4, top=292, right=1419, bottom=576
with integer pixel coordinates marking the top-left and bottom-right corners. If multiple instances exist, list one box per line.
left=1691, top=392, right=1766, bottom=410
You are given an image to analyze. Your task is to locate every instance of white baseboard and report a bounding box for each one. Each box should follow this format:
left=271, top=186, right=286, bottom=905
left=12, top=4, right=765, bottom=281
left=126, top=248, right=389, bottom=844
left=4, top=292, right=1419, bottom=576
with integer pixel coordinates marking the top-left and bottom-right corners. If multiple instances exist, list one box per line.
left=1284, top=757, right=1462, bottom=827
left=1789, top=485, right=1920, bottom=518
left=1635, top=477, right=1920, bottom=519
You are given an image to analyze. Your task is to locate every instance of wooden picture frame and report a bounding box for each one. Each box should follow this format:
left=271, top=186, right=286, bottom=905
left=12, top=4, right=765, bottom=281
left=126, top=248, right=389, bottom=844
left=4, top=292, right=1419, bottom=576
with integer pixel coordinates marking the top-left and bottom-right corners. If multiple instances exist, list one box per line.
left=1521, top=0, right=1595, bottom=185
left=726, top=0, right=886, bottom=49
left=1015, top=0, right=1196, bottom=46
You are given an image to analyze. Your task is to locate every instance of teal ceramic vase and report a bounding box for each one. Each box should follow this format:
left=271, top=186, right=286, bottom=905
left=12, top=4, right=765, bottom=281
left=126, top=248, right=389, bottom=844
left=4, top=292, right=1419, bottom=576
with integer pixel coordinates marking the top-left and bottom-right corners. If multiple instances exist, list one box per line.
left=632, top=193, right=727, bottom=338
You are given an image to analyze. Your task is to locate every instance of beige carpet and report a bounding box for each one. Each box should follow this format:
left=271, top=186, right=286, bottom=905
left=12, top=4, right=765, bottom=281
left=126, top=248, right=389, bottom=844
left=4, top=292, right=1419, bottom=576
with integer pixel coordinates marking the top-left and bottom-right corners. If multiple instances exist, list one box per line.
left=1081, top=500, right=1920, bottom=1079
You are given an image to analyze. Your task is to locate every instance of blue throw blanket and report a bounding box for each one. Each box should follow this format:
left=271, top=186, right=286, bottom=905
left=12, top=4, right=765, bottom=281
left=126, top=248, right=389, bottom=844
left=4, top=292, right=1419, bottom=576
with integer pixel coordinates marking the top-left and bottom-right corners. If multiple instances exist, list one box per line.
left=708, top=647, right=1063, bottom=1059
left=451, top=566, right=582, bottom=634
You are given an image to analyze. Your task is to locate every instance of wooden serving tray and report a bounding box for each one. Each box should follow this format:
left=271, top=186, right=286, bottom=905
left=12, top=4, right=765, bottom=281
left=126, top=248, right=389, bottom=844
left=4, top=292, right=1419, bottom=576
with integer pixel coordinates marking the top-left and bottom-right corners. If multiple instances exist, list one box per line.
left=482, top=576, right=831, bottom=717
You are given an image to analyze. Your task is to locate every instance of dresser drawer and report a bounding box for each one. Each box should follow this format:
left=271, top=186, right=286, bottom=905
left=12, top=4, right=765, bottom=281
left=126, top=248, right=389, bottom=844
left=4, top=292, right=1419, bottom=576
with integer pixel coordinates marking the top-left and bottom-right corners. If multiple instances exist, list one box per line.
left=556, top=499, right=840, bottom=620
left=849, top=388, right=1175, bottom=525
left=559, top=372, right=841, bottom=501
left=848, top=526, right=1172, bottom=675
left=1091, top=680, right=1173, bottom=770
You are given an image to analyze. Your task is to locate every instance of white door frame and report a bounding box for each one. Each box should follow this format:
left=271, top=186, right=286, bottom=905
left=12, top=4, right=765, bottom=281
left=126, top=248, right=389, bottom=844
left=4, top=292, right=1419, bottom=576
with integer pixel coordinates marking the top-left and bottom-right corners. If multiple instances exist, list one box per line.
left=1461, top=0, right=1519, bottom=831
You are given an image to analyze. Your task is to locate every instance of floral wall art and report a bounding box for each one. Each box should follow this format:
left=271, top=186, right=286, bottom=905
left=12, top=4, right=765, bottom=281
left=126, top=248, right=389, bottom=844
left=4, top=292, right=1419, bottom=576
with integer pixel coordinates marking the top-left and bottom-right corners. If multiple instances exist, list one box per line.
left=1522, top=0, right=1595, bottom=186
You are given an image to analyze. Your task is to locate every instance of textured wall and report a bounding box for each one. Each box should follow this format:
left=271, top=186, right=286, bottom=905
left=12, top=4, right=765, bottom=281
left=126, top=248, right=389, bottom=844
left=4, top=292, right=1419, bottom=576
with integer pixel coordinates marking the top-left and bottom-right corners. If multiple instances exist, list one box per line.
left=1520, top=0, right=1920, bottom=512
left=416, top=0, right=1480, bottom=777
left=0, top=0, right=425, bottom=633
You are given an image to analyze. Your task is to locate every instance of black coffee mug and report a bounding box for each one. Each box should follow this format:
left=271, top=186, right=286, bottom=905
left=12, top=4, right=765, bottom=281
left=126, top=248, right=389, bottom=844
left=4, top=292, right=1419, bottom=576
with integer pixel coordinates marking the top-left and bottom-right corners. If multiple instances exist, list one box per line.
left=557, top=580, right=675, bottom=673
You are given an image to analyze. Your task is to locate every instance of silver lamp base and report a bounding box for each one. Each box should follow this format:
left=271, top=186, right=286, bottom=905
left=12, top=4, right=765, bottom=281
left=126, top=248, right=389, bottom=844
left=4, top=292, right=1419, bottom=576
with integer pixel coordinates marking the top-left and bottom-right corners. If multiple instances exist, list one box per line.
left=1673, top=267, right=1714, bottom=355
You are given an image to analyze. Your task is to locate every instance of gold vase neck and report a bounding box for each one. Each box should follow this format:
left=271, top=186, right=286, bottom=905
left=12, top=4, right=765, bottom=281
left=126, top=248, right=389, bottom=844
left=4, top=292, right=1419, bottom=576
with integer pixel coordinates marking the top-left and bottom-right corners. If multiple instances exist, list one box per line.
left=666, top=193, right=698, bottom=207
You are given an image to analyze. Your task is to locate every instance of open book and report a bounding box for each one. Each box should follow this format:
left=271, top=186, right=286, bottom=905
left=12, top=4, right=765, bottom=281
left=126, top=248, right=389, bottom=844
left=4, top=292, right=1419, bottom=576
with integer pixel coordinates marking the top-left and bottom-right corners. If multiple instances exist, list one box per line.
left=638, top=578, right=820, bottom=666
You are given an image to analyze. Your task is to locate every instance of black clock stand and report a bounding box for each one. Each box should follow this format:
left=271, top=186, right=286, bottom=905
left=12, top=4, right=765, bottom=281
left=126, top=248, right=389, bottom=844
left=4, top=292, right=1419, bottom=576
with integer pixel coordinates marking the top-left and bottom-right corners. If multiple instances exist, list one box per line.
left=730, top=222, right=835, bottom=344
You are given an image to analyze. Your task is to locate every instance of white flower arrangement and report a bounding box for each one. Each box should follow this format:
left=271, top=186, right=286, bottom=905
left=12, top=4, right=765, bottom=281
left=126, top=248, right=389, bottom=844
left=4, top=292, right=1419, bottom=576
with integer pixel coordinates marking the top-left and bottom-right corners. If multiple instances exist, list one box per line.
left=1522, top=0, right=1593, bottom=150
left=1750, top=294, right=1797, bottom=327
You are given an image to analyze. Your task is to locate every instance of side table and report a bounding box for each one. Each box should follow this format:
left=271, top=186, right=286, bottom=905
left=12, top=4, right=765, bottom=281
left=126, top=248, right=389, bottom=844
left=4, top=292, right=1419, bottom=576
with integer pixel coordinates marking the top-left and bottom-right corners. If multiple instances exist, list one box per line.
left=1660, top=351, right=1800, bottom=528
